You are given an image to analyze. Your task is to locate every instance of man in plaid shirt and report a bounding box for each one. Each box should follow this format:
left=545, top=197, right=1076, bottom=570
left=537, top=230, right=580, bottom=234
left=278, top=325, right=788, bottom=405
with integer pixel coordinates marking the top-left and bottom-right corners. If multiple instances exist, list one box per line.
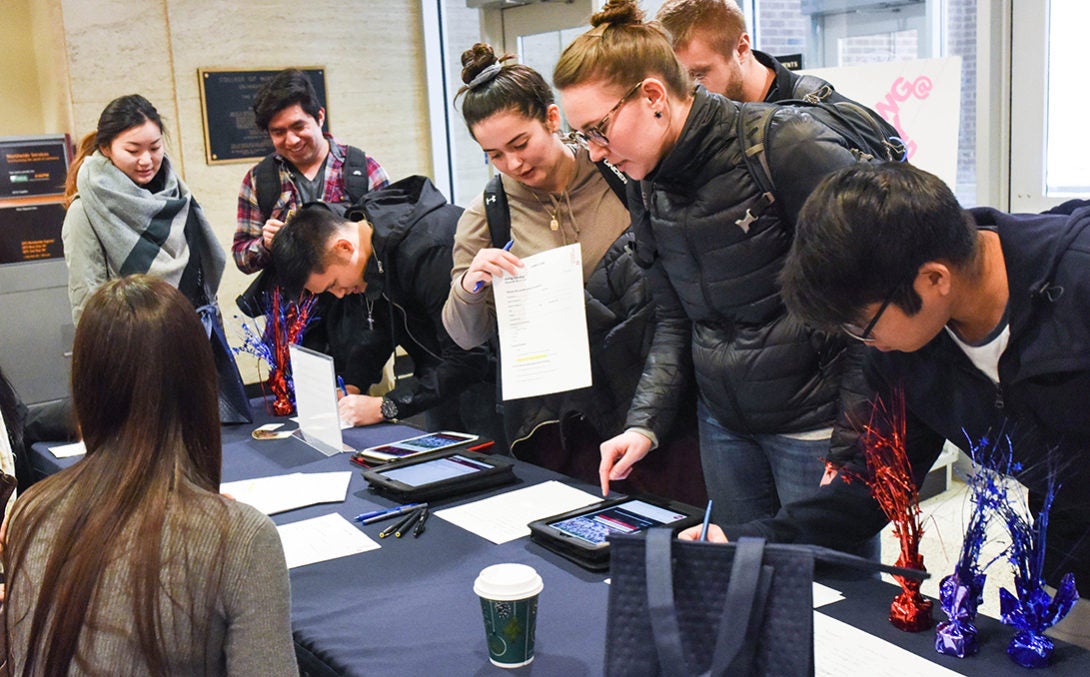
left=234, top=69, right=389, bottom=273
left=234, top=69, right=391, bottom=394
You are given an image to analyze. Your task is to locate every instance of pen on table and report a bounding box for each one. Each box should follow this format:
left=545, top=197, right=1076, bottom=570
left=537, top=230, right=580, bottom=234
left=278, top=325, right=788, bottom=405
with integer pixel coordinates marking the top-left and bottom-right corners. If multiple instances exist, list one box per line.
left=466, top=440, right=494, bottom=453
left=337, top=375, right=348, bottom=398
left=699, top=500, right=713, bottom=542
left=410, top=507, right=430, bottom=538
left=398, top=507, right=429, bottom=538
left=356, top=502, right=427, bottom=524
left=381, top=509, right=421, bottom=539
left=471, top=239, right=515, bottom=293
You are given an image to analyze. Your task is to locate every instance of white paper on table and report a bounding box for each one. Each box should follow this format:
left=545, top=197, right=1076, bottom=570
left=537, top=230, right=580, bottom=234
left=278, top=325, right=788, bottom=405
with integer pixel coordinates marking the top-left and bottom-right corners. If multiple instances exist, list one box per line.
left=50, top=441, right=86, bottom=458
left=276, top=513, right=380, bottom=569
left=493, top=243, right=591, bottom=400
left=812, top=582, right=845, bottom=608
left=220, top=471, right=351, bottom=515
left=814, top=612, right=961, bottom=676
left=435, top=480, right=599, bottom=544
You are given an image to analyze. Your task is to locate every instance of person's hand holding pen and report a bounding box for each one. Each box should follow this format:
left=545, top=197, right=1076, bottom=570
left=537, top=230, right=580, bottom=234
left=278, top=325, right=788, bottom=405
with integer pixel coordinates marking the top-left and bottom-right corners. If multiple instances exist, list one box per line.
left=461, top=239, right=519, bottom=294
left=678, top=502, right=728, bottom=543
left=338, top=394, right=384, bottom=427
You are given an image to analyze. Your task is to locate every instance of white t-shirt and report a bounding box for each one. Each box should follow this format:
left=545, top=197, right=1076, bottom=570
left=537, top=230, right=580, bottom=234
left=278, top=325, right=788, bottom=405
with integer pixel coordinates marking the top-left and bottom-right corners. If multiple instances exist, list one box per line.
left=945, top=317, right=1010, bottom=385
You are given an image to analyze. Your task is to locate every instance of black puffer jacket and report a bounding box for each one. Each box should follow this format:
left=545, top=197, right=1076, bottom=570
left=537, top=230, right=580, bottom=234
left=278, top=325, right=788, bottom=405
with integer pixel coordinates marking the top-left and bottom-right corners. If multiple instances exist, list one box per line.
left=351, top=175, right=493, bottom=420
left=507, top=229, right=691, bottom=445
left=633, top=87, right=868, bottom=463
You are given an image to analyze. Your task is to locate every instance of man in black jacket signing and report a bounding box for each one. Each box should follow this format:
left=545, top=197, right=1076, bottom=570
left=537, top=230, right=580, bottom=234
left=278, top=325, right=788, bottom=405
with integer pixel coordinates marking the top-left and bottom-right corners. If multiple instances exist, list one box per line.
left=271, top=176, right=501, bottom=443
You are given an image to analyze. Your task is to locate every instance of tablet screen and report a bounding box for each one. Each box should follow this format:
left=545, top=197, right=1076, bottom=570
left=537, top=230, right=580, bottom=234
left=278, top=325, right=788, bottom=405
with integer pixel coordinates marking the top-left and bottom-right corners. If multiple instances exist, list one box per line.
left=389, top=432, right=474, bottom=454
left=550, top=500, right=690, bottom=545
left=379, top=454, right=492, bottom=487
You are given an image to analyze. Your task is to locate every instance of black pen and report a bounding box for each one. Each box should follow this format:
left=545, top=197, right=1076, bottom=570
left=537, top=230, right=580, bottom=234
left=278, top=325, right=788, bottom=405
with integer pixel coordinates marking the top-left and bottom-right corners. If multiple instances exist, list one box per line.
left=381, top=509, right=421, bottom=539
left=410, top=507, right=430, bottom=538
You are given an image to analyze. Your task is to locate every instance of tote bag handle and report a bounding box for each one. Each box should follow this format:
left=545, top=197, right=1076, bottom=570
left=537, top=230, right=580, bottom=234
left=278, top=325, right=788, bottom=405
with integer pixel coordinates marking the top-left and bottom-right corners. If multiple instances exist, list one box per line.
left=645, top=530, right=774, bottom=677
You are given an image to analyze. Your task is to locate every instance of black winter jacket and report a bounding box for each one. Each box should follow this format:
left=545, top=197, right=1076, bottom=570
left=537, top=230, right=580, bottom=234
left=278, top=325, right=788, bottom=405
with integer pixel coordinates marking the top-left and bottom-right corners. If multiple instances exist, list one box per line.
left=632, top=87, right=867, bottom=463
left=351, top=175, right=493, bottom=420
left=729, top=206, right=1090, bottom=590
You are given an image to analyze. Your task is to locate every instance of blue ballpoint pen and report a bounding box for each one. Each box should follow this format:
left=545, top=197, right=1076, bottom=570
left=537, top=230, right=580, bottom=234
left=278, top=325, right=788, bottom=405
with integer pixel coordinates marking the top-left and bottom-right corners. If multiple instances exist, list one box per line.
left=699, top=500, right=713, bottom=541
left=337, top=375, right=348, bottom=397
left=356, top=502, right=427, bottom=524
left=472, top=239, right=514, bottom=293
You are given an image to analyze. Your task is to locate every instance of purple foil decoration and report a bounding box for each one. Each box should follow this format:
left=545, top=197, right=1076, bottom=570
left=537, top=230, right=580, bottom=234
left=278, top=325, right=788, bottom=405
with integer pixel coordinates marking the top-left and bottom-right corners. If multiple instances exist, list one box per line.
left=995, top=467, right=1080, bottom=668
left=935, top=434, right=1010, bottom=658
left=936, top=570, right=986, bottom=657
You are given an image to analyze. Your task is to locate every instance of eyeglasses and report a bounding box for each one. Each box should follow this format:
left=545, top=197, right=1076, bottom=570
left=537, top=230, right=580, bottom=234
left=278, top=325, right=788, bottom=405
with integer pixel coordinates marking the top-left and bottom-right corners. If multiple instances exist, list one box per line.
left=841, top=285, right=900, bottom=343
left=573, top=80, right=644, bottom=147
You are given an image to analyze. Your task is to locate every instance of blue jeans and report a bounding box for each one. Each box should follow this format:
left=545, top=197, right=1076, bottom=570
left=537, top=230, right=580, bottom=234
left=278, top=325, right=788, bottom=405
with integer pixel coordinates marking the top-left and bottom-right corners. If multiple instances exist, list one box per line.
left=697, top=400, right=829, bottom=526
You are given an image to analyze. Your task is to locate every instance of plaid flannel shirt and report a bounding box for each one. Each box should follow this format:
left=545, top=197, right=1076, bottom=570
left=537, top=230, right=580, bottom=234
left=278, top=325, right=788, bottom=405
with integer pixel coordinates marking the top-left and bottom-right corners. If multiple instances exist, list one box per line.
left=233, top=135, right=389, bottom=273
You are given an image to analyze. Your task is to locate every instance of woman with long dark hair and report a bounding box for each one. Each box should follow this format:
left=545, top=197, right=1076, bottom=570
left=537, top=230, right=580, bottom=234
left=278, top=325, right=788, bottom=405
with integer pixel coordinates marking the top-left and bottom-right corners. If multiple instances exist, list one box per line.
left=62, top=94, right=250, bottom=422
left=1, top=275, right=296, bottom=674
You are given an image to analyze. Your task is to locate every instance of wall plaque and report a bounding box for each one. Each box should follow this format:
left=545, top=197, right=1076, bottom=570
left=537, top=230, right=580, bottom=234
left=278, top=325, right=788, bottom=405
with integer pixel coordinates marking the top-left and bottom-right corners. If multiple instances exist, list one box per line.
left=198, top=68, right=328, bottom=164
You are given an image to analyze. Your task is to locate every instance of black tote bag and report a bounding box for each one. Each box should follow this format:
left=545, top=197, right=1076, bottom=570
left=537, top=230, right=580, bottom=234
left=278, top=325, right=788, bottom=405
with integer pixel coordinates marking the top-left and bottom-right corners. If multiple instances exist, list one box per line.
left=606, top=530, right=928, bottom=677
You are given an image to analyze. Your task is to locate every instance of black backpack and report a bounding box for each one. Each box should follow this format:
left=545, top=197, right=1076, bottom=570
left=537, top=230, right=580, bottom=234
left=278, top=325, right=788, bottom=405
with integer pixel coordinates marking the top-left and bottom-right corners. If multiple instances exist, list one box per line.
left=236, top=146, right=373, bottom=317
left=735, top=98, right=906, bottom=207
left=253, top=145, right=373, bottom=218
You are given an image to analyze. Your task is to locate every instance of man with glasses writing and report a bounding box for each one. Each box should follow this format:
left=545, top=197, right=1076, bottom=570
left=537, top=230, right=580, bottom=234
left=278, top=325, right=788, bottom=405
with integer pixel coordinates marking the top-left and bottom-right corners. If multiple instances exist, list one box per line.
left=696, top=162, right=1090, bottom=647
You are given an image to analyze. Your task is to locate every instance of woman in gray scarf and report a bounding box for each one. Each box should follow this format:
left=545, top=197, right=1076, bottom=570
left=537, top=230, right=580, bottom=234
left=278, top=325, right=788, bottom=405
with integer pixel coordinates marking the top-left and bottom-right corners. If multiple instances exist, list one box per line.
left=61, top=95, right=250, bottom=422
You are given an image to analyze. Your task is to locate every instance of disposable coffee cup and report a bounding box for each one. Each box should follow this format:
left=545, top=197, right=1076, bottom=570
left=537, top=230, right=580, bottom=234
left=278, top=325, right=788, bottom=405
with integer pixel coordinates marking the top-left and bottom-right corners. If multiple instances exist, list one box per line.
left=473, top=563, right=544, bottom=668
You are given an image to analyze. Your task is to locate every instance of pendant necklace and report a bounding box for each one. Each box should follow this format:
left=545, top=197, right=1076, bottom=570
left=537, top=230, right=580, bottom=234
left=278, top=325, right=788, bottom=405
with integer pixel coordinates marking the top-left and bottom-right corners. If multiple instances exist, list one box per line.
left=366, top=297, right=375, bottom=331
left=532, top=191, right=561, bottom=231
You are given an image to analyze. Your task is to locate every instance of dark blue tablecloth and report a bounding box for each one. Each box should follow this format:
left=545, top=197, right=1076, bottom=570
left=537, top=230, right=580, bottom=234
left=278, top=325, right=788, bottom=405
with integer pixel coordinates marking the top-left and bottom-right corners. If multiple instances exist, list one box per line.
left=29, top=406, right=1090, bottom=676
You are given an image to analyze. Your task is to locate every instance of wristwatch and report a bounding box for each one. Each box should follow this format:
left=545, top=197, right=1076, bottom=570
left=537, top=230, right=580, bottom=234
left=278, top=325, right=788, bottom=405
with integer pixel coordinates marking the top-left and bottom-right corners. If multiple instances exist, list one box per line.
left=379, top=397, right=399, bottom=421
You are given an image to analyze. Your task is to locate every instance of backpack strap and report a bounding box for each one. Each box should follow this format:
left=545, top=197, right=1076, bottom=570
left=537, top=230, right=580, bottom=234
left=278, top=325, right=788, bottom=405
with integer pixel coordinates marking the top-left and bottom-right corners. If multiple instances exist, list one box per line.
left=342, top=145, right=372, bottom=204
left=253, top=153, right=280, bottom=219
left=736, top=102, right=780, bottom=204
left=595, top=159, right=629, bottom=204
left=791, top=74, right=835, bottom=104
left=483, top=174, right=511, bottom=248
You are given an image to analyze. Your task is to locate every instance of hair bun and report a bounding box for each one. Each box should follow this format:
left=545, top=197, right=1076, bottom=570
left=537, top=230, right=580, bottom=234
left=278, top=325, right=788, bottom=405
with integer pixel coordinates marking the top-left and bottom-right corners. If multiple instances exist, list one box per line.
left=460, top=43, right=499, bottom=85
left=591, top=0, right=644, bottom=29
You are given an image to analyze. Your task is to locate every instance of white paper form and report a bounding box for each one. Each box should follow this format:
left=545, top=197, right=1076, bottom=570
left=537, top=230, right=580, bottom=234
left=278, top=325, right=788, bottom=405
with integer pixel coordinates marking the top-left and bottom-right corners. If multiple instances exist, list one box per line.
left=493, top=243, right=592, bottom=400
left=814, top=612, right=962, bottom=676
left=812, top=582, right=845, bottom=608
left=276, top=513, right=380, bottom=569
left=50, top=441, right=86, bottom=458
left=435, top=480, right=599, bottom=544
left=220, top=471, right=351, bottom=515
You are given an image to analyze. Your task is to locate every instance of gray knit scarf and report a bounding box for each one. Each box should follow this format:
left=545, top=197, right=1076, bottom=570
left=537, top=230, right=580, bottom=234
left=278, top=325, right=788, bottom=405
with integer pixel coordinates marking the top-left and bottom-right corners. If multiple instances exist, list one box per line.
left=76, top=151, right=225, bottom=298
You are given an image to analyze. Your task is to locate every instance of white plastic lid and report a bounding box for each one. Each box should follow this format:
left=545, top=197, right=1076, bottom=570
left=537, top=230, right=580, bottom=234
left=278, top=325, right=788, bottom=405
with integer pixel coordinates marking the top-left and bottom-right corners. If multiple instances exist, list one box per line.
left=473, top=563, right=544, bottom=601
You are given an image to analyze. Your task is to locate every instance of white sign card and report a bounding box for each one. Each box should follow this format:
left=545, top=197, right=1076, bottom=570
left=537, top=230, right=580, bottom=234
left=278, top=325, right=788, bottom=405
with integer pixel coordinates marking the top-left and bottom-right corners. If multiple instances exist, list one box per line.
left=288, top=344, right=346, bottom=456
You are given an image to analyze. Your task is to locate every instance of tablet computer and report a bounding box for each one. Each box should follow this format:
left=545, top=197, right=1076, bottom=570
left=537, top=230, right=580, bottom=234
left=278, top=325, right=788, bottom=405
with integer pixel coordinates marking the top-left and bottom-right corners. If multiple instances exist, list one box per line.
left=528, top=495, right=703, bottom=571
left=354, top=430, right=480, bottom=464
left=361, top=449, right=516, bottom=502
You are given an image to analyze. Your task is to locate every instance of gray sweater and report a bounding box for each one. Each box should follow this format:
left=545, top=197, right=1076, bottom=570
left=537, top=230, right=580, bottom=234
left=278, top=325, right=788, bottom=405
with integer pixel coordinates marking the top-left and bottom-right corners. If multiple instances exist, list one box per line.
left=6, top=489, right=297, bottom=675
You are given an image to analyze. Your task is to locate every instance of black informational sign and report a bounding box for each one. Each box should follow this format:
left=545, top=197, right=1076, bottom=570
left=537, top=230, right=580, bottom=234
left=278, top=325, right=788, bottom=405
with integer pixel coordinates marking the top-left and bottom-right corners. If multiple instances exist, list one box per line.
left=0, top=203, right=66, bottom=264
left=197, top=68, right=328, bottom=164
left=776, top=54, right=804, bottom=71
left=0, top=136, right=70, bottom=200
